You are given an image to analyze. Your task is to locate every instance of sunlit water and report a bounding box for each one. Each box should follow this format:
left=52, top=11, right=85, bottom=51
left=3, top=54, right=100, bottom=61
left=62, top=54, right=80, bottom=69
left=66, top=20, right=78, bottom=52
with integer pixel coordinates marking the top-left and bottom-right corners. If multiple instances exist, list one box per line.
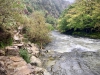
left=45, top=30, right=100, bottom=53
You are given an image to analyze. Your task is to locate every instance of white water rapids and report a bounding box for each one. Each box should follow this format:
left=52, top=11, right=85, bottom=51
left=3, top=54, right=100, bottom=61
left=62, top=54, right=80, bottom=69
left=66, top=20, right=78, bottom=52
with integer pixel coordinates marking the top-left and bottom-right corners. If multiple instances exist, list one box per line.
left=45, top=31, right=100, bottom=53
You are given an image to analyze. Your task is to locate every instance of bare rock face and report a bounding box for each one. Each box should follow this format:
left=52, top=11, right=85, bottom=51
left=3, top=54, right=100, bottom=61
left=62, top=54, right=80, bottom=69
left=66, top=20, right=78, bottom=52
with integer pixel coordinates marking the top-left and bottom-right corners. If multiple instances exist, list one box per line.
left=28, top=0, right=70, bottom=18
left=0, top=56, right=34, bottom=75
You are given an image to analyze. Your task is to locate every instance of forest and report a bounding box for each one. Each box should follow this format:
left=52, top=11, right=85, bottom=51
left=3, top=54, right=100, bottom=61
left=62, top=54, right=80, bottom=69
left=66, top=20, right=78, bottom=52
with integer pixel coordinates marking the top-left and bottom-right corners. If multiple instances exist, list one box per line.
left=58, top=0, right=100, bottom=39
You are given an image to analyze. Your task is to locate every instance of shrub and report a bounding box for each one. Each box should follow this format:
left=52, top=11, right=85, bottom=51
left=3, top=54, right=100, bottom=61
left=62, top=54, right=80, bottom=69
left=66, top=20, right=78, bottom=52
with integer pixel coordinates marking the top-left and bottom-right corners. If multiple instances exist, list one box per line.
left=19, top=49, right=30, bottom=63
left=46, top=15, right=57, bottom=27
left=26, top=6, right=33, bottom=13
left=0, top=29, right=13, bottom=48
left=46, top=23, right=54, bottom=31
left=25, top=12, right=51, bottom=49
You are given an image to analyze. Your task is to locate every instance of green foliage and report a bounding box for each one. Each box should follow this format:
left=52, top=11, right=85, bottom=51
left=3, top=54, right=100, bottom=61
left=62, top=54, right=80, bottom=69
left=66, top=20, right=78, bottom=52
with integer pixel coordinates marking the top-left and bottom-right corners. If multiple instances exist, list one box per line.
left=57, top=17, right=68, bottom=32
left=0, top=0, right=25, bottom=28
left=26, top=6, right=33, bottom=13
left=0, top=0, right=26, bottom=47
left=72, top=32, right=100, bottom=39
left=0, top=29, right=13, bottom=48
left=0, top=38, right=13, bottom=48
left=58, top=0, right=100, bottom=38
left=0, top=0, right=51, bottom=49
left=46, top=23, right=54, bottom=31
left=46, top=15, right=57, bottom=25
left=0, top=40, right=12, bottom=48
left=19, top=49, right=30, bottom=63
left=25, top=12, right=51, bottom=49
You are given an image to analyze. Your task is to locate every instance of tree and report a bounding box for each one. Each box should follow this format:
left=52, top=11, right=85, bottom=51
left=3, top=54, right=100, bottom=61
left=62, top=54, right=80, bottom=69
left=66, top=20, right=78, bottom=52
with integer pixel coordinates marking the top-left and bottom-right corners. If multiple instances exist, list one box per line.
left=0, top=0, right=25, bottom=30
left=26, top=12, right=50, bottom=49
left=58, top=0, right=100, bottom=38
left=0, top=0, right=25, bottom=47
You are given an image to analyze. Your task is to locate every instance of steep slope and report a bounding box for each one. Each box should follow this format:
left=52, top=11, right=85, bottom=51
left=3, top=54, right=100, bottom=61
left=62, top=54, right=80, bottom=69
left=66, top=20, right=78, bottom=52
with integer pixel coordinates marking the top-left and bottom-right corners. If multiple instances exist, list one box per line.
left=25, top=0, right=70, bottom=18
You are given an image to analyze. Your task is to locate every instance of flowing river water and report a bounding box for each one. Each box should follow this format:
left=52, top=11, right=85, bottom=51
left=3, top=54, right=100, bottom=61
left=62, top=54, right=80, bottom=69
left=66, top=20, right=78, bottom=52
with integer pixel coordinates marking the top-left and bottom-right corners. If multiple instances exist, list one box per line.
left=41, top=31, right=100, bottom=75
left=45, top=30, right=100, bottom=53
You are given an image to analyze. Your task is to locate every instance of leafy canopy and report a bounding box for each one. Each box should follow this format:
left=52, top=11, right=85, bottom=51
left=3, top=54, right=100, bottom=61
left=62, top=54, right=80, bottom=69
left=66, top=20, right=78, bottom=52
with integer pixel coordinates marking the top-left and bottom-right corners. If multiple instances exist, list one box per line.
left=58, top=0, right=100, bottom=38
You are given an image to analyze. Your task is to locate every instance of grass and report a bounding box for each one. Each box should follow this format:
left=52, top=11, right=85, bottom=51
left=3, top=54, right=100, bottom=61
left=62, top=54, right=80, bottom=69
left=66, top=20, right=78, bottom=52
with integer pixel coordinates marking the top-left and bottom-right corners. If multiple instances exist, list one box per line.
left=0, top=38, right=13, bottom=48
left=19, top=49, right=30, bottom=63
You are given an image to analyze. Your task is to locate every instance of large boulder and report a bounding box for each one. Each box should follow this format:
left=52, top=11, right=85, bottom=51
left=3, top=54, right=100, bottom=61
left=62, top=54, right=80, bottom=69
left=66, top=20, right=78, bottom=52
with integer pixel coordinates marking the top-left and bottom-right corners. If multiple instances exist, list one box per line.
left=13, top=42, right=24, bottom=48
left=30, top=56, right=42, bottom=67
left=5, top=46, right=19, bottom=56
left=0, top=56, right=34, bottom=75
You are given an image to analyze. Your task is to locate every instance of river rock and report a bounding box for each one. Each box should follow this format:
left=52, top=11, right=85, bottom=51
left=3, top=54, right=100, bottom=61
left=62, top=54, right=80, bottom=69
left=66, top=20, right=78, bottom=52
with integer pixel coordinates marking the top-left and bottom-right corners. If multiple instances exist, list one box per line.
left=0, top=56, right=34, bottom=75
left=34, top=67, right=51, bottom=75
left=5, top=46, right=19, bottom=56
left=41, top=50, right=100, bottom=75
left=30, top=56, right=42, bottom=67
left=13, top=43, right=24, bottom=47
left=13, top=31, right=20, bottom=42
left=18, top=26, right=23, bottom=34
left=27, top=43, right=39, bottom=57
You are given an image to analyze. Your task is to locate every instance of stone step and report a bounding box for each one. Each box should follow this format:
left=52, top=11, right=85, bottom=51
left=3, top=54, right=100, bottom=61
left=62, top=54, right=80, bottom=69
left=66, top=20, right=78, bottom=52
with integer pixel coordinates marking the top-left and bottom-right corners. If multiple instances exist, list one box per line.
left=13, top=43, right=24, bottom=48
left=5, top=46, right=19, bottom=56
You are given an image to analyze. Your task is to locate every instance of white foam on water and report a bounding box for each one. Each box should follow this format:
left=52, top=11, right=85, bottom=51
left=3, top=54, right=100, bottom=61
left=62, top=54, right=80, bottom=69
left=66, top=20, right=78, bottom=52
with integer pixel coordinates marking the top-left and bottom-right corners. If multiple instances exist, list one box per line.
left=45, top=31, right=100, bottom=53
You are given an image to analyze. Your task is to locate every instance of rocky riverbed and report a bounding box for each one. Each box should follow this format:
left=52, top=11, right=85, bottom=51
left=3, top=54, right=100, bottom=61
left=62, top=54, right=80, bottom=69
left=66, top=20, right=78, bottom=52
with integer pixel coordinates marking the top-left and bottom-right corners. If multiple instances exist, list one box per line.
left=40, top=49, right=100, bottom=75
left=39, top=31, right=100, bottom=75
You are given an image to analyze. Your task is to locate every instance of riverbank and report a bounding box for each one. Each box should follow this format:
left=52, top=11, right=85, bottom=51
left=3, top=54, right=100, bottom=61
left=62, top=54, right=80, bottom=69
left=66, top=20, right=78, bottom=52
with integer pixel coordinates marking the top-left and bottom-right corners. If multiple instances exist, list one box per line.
left=62, top=30, right=100, bottom=39
left=72, top=31, right=100, bottom=39
left=0, top=26, right=50, bottom=75
left=0, top=42, right=50, bottom=75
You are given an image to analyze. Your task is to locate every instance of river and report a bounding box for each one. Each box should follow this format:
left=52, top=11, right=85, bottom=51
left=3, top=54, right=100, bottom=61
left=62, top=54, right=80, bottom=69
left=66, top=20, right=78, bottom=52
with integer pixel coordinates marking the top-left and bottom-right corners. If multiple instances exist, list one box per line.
left=41, top=31, right=100, bottom=75
left=45, top=30, right=100, bottom=53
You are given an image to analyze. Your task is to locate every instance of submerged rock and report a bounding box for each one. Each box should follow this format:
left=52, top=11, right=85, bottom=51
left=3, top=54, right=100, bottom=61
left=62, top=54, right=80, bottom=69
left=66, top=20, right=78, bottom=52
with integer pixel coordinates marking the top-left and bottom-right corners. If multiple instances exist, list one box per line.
left=40, top=50, right=100, bottom=75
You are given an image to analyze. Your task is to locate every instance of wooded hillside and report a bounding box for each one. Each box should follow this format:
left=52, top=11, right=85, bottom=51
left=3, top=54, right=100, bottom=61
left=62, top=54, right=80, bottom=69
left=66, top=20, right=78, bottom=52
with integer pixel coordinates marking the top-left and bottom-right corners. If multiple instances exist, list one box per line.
left=0, top=0, right=70, bottom=48
left=24, top=0, right=70, bottom=18
left=58, top=0, right=100, bottom=38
